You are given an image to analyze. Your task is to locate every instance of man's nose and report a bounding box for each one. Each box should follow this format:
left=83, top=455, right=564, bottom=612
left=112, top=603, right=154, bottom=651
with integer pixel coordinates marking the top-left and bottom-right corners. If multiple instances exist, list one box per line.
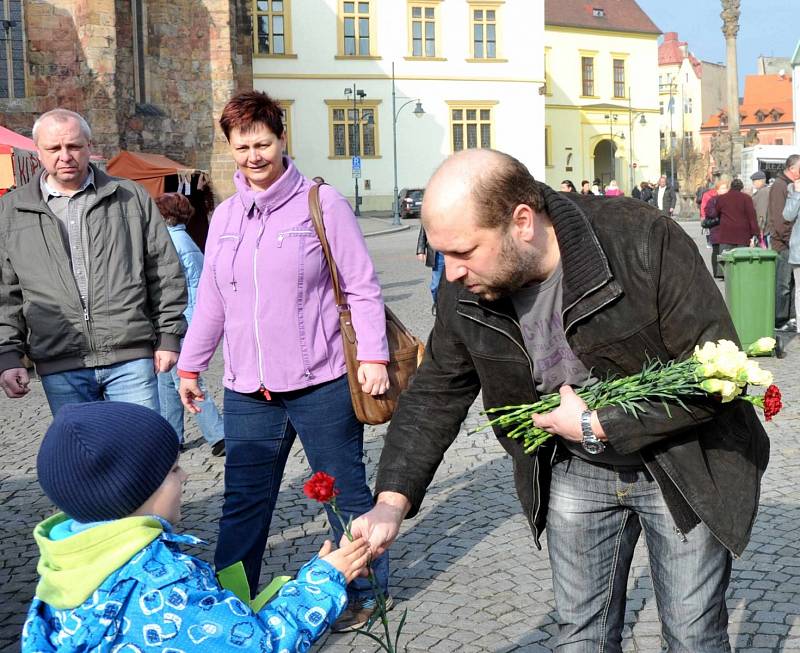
left=444, top=260, right=466, bottom=282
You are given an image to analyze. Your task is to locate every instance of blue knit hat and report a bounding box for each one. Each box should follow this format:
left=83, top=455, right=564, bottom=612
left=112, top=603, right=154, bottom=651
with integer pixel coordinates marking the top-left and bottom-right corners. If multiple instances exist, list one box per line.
left=37, top=402, right=180, bottom=522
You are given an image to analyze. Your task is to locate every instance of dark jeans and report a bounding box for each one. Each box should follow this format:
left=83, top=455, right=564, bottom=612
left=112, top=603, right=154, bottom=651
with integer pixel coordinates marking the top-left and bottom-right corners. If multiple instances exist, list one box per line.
left=547, top=457, right=732, bottom=652
left=218, top=375, right=389, bottom=602
left=775, top=248, right=796, bottom=327
left=711, top=244, right=723, bottom=278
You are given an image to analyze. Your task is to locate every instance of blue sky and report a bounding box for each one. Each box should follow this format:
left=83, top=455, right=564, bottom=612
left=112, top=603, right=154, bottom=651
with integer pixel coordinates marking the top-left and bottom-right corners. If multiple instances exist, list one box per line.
left=635, top=0, right=798, bottom=87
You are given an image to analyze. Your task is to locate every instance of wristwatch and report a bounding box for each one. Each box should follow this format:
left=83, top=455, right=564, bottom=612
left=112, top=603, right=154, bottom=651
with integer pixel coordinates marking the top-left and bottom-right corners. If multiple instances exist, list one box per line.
left=580, top=410, right=606, bottom=455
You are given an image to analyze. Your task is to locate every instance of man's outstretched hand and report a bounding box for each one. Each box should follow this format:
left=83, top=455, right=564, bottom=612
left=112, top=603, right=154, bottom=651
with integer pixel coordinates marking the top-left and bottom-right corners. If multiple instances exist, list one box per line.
left=350, top=492, right=411, bottom=558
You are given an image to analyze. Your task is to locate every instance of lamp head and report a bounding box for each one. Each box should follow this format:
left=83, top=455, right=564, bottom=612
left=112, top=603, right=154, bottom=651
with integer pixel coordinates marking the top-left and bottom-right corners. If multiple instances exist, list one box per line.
left=413, top=101, right=425, bottom=118
left=639, top=114, right=647, bottom=126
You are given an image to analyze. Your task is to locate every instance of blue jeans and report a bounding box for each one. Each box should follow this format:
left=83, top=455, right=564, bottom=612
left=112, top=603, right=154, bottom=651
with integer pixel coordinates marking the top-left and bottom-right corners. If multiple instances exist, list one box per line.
left=547, top=456, right=732, bottom=653
left=218, top=375, right=389, bottom=601
left=41, top=358, right=159, bottom=416
left=430, top=251, right=445, bottom=303
left=775, top=248, right=796, bottom=327
left=158, top=369, right=224, bottom=445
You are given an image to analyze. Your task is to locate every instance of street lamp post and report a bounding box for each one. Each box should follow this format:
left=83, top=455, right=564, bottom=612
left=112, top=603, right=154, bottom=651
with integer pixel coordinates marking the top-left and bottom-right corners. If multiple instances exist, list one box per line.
left=344, top=84, right=367, bottom=216
left=391, top=62, right=425, bottom=226
left=668, top=75, right=676, bottom=187
left=627, top=88, right=647, bottom=192
left=604, top=112, right=619, bottom=185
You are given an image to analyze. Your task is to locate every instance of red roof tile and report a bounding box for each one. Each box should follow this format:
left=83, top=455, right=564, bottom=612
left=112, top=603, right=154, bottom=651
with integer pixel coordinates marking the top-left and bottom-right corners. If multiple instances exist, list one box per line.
left=701, top=73, right=794, bottom=129
left=658, top=32, right=703, bottom=78
left=545, top=0, right=661, bottom=35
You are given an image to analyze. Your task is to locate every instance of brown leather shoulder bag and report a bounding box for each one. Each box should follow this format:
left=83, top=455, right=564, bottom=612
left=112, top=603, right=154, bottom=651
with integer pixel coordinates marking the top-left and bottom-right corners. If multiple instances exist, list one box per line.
left=308, top=184, right=424, bottom=425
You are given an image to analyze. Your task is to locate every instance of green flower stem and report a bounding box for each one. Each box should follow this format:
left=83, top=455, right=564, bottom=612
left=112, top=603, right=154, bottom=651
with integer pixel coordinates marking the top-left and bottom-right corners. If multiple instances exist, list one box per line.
left=328, top=499, right=397, bottom=653
left=474, top=357, right=709, bottom=452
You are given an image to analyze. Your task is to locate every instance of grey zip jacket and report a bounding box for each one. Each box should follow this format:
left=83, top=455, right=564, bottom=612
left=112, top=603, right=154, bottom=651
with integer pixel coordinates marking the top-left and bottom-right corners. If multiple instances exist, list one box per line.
left=0, top=165, right=187, bottom=375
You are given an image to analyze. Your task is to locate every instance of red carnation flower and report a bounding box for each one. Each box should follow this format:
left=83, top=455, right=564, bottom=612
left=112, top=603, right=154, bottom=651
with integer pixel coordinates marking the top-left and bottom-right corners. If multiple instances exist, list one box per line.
left=303, top=471, right=339, bottom=503
left=763, top=384, right=782, bottom=421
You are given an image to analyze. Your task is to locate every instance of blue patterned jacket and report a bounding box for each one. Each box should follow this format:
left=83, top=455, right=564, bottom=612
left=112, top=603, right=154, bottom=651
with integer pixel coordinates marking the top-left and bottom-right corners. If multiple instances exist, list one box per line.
left=22, top=515, right=348, bottom=651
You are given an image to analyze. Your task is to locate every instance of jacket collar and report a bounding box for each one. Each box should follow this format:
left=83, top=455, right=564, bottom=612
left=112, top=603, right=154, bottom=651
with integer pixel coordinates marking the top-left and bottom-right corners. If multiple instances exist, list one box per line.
left=234, top=156, right=305, bottom=218
left=12, top=163, right=120, bottom=214
left=458, top=182, right=618, bottom=330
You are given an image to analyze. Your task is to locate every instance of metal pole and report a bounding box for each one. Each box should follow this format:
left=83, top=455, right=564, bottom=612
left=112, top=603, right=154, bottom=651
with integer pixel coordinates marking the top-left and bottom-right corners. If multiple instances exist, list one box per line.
left=669, top=79, right=675, bottom=187
left=391, top=63, right=401, bottom=225
left=628, top=90, right=634, bottom=193
left=353, top=82, right=360, bottom=216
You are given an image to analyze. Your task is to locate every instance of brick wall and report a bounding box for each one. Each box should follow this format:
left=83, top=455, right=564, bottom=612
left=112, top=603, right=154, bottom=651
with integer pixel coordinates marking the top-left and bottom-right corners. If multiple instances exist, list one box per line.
left=0, top=0, right=253, bottom=199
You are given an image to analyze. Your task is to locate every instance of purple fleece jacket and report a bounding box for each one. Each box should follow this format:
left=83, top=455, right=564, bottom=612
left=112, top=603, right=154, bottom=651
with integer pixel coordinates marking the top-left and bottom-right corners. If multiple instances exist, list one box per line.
left=178, top=158, right=388, bottom=393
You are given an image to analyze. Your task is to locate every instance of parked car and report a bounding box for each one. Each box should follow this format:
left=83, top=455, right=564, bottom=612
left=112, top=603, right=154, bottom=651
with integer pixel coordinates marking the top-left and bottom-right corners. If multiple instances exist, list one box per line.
left=399, top=188, right=425, bottom=218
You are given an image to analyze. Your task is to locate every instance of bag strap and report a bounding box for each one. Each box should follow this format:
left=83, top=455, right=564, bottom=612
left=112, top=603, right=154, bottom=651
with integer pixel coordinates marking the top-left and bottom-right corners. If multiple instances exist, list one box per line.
left=308, top=183, right=346, bottom=307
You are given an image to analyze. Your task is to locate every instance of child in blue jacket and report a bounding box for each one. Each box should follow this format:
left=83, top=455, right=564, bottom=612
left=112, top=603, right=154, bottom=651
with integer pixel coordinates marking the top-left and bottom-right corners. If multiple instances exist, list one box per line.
left=22, top=401, right=370, bottom=651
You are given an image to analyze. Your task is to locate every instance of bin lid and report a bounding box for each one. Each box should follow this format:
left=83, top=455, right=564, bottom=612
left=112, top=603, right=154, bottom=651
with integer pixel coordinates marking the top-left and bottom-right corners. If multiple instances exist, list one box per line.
left=717, top=247, right=778, bottom=262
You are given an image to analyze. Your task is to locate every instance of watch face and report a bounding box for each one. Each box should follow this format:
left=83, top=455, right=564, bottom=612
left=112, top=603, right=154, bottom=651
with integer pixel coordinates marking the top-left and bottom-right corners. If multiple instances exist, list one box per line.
left=582, top=439, right=606, bottom=455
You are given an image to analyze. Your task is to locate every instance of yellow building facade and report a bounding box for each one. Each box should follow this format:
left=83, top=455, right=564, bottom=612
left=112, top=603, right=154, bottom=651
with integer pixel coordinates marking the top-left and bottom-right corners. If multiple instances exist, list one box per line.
left=544, top=3, right=661, bottom=194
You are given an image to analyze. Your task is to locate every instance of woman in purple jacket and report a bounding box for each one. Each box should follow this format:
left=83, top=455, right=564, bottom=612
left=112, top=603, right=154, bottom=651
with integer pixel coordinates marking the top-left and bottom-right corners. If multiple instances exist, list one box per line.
left=177, top=91, right=391, bottom=632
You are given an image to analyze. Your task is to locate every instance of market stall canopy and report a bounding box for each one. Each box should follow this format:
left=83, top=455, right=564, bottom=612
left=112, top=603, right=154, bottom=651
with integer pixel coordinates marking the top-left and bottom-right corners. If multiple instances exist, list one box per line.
left=106, top=150, right=196, bottom=198
left=0, top=125, right=41, bottom=190
left=0, top=125, right=36, bottom=150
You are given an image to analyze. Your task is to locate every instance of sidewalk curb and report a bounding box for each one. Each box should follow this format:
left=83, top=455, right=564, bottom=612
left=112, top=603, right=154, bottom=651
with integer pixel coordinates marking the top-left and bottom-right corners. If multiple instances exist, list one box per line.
left=363, top=224, right=411, bottom=238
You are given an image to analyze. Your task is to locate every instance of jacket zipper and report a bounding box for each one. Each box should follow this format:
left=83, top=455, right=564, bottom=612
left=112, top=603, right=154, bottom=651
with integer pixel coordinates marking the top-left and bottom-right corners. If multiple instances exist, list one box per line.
left=458, top=305, right=546, bottom=535
left=562, top=279, right=618, bottom=335
left=277, top=229, right=313, bottom=247
left=253, top=219, right=269, bottom=397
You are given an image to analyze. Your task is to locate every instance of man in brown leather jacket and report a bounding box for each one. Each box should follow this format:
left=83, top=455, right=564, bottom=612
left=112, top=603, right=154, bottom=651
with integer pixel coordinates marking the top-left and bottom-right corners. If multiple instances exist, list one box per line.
left=353, top=149, right=769, bottom=652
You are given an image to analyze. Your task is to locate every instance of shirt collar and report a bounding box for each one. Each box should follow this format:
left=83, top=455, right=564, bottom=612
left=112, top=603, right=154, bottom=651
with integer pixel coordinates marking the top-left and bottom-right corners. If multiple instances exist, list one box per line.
left=40, top=168, right=95, bottom=199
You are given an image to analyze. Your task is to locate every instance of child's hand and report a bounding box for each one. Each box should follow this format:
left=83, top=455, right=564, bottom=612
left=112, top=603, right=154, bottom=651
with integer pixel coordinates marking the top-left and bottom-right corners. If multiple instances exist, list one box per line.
left=318, top=537, right=371, bottom=583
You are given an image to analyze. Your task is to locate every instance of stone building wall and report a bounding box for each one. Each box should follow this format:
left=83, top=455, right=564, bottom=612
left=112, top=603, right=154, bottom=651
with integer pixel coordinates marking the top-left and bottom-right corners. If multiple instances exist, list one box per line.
left=0, top=0, right=253, bottom=199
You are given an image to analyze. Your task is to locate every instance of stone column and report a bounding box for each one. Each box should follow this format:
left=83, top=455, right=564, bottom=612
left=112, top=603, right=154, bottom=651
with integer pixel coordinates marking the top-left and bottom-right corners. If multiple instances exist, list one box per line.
left=720, top=0, right=743, bottom=176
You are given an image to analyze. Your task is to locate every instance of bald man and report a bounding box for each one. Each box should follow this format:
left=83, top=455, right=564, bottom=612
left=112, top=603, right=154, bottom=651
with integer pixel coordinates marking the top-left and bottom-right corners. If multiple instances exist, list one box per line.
left=352, top=150, right=768, bottom=651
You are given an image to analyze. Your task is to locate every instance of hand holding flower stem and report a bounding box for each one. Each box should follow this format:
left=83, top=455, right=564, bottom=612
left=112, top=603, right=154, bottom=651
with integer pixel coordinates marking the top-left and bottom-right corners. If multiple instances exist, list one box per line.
left=304, top=472, right=405, bottom=653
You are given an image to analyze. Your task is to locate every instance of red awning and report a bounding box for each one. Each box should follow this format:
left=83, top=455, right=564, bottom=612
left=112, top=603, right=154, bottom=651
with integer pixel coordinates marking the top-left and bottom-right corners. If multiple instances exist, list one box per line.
left=0, top=125, right=36, bottom=151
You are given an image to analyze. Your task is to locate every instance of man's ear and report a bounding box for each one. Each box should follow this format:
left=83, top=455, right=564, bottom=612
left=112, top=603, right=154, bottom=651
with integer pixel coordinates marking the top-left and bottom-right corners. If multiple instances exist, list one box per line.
left=512, top=203, right=535, bottom=242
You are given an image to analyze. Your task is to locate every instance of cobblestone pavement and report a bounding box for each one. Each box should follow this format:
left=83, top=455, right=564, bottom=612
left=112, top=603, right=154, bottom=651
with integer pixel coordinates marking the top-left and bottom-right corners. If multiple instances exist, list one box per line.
left=1, top=218, right=798, bottom=652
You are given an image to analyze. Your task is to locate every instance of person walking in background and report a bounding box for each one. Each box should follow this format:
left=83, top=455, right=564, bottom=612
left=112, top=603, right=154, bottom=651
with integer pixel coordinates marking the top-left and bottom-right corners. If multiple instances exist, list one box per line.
left=580, top=180, right=594, bottom=195
left=767, top=155, right=800, bottom=331
left=0, top=109, right=186, bottom=413
left=417, top=225, right=444, bottom=311
left=176, top=91, right=392, bottom=631
left=603, top=179, right=623, bottom=196
left=701, top=176, right=729, bottom=279
left=155, top=193, right=226, bottom=457
left=638, top=181, right=653, bottom=204
left=559, top=180, right=577, bottom=193
left=650, top=175, right=676, bottom=217
left=714, top=178, right=759, bottom=262
left=591, top=178, right=603, bottom=195
left=780, top=177, right=800, bottom=332
left=750, top=171, right=770, bottom=247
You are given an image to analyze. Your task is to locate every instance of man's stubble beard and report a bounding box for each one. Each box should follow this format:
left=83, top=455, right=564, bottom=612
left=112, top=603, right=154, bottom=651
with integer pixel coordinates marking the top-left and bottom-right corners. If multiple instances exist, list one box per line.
left=475, top=231, right=549, bottom=301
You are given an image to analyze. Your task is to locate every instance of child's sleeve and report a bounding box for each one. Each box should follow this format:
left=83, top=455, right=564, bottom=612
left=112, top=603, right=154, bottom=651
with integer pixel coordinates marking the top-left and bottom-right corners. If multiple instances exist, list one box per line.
left=164, top=557, right=348, bottom=652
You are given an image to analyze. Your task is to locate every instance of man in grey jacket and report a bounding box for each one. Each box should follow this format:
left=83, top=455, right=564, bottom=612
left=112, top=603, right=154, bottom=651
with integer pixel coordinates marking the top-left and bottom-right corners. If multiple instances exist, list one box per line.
left=0, top=109, right=187, bottom=415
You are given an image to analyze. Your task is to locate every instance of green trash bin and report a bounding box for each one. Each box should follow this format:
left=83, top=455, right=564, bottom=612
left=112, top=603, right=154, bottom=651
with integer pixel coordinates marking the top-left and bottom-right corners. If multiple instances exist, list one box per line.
left=717, top=247, right=777, bottom=351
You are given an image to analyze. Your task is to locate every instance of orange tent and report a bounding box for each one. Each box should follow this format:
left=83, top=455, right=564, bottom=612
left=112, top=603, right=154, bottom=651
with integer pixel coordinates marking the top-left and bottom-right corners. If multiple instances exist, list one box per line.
left=106, top=150, right=196, bottom=198
left=106, top=150, right=214, bottom=252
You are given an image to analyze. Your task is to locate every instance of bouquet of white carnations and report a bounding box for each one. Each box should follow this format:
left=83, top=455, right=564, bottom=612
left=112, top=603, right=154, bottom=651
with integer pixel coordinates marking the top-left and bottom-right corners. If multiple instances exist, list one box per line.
left=476, top=338, right=783, bottom=454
